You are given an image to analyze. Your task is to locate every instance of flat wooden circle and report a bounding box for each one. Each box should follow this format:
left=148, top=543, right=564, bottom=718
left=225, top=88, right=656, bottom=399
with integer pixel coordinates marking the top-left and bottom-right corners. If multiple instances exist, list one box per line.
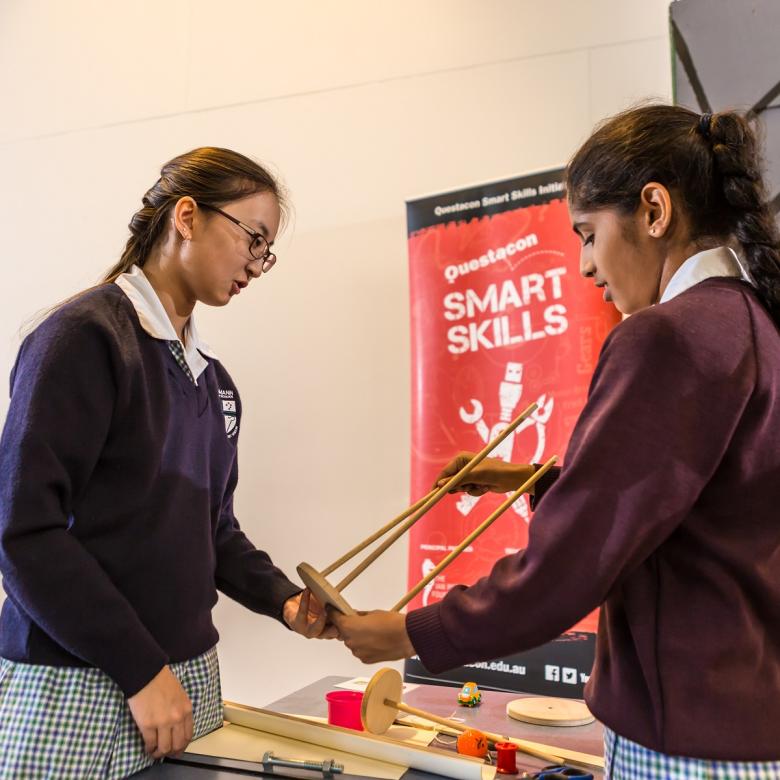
left=296, top=562, right=356, bottom=616
left=361, top=668, right=403, bottom=735
left=506, top=697, right=595, bottom=727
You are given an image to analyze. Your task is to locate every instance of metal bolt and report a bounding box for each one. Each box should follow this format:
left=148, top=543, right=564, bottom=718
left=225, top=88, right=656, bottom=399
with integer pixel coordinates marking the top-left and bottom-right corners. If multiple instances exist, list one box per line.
left=262, top=751, right=344, bottom=776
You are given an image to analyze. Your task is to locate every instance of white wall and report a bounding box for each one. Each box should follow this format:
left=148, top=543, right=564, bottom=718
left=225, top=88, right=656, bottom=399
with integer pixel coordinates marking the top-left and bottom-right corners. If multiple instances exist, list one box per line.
left=0, top=0, right=672, bottom=706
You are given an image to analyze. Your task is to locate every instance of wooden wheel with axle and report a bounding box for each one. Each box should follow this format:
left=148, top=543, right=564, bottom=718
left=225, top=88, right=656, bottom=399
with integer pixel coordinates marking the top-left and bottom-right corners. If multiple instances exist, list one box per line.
left=359, top=668, right=604, bottom=769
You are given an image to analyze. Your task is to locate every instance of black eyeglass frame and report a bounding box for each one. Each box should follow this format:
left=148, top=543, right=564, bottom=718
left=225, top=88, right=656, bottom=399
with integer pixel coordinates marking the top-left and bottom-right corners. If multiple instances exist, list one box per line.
left=197, top=202, right=277, bottom=272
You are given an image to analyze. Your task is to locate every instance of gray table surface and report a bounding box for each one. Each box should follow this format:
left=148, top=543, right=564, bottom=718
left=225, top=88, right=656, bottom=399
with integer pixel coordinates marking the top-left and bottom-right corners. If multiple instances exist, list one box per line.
left=140, top=675, right=605, bottom=778
left=267, top=676, right=604, bottom=777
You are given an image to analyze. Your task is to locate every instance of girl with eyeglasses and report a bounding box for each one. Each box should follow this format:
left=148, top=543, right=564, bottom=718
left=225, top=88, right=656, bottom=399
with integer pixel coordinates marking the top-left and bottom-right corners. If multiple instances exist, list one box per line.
left=0, top=147, right=332, bottom=778
left=332, top=105, right=780, bottom=778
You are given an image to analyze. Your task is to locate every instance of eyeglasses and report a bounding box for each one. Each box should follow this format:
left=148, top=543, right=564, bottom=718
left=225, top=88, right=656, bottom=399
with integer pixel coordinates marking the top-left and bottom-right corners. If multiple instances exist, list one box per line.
left=197, top=202, right=277, bottom=273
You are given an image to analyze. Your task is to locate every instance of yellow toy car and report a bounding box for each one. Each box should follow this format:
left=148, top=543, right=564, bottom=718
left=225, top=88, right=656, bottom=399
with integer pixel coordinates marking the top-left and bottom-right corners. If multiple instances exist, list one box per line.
left=457, top=681, right=482, bottom=707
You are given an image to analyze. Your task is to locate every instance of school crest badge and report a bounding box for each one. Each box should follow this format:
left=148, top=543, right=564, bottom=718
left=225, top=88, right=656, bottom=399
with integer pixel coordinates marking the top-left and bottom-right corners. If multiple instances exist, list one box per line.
left=219, top=389, right=238, bottom=438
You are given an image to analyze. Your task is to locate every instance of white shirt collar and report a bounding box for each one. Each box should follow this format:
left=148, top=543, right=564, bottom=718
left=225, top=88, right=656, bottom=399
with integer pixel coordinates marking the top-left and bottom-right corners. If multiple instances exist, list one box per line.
left=659, top=245, right=752, bottom=304
left=114, top=264, right=217, bottom=382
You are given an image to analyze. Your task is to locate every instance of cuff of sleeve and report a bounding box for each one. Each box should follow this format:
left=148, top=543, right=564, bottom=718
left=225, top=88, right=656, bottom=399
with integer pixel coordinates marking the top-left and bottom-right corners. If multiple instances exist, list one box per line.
left=405, top=603, right=462, bottom=675
left=529, top=463, right=560, bottom=510
left=276, top=582, right=305, bottom=628
left=113, top=646, right=169, bottom=699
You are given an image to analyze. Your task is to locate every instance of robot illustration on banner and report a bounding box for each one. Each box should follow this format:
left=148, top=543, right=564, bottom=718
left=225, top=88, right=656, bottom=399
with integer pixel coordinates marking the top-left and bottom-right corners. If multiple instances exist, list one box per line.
left=421, top=558, right=436, bottom=607
left=457, top=362, right=553, bottom=523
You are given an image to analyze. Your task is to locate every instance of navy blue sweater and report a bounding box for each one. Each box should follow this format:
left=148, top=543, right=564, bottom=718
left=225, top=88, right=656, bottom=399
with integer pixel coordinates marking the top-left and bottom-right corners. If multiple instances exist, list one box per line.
left=0, top=284, right=301, bottom=697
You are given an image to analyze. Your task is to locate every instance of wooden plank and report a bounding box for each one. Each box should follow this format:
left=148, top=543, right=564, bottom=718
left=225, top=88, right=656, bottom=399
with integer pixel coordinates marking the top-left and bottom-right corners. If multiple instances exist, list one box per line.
left=186, top=721, right=406, bottom=780
left=506, top=737, right=604, bottom=770
left=223, top=702, right=494, bottom=780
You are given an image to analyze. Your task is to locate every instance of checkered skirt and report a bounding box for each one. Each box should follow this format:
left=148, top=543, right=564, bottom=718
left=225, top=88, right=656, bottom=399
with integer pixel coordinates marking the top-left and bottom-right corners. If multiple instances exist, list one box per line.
left=0, top=646, right=222, bottom=779
left=605, top=726, right=780, bottom=779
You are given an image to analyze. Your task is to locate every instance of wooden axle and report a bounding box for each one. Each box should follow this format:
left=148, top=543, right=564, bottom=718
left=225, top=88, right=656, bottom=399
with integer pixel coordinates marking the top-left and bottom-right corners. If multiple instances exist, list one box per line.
left=319, top=489, right=438, bottom=578
left=298, top=403, right=557, bottom=615
left=392, top=455, right=558, bottom=611
left=391, top=700, right=563, bottom=766
left=298, top=453, right=554, bottom=617
left=332, top=402, right=539, bottom=593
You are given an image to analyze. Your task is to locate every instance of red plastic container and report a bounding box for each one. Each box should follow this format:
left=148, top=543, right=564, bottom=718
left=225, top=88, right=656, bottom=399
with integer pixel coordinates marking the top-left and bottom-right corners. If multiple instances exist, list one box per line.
left=495, top=741, right=519, bottom=774
left=325, top=691, right=364, bottom=731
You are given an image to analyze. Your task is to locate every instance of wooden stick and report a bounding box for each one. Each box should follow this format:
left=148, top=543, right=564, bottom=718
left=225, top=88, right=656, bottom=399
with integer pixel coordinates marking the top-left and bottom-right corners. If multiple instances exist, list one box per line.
left=321, top=489, right=438, bottom=577
left=389, top=699, right=564, bottom=766
left=393, top=456, right=558, bottom=611
left=334, top=403, right=538, bottom=592
left=223, top=702, right=488, bottom=780
left=393, top=718, right=457, bottom=735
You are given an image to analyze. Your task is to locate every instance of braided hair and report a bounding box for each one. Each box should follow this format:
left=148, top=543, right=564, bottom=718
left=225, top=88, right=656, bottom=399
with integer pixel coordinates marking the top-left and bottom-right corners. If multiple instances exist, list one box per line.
left=103, top=147, right=287, bottom=283
left=566, top=104, right=780, bottom=321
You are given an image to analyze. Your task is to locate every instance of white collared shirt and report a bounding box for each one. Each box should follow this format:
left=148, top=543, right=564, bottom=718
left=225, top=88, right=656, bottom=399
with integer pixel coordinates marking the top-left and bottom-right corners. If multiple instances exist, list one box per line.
left=114, top=264, right=217, bottom=382
left=659, top=245, right=752, bottom=304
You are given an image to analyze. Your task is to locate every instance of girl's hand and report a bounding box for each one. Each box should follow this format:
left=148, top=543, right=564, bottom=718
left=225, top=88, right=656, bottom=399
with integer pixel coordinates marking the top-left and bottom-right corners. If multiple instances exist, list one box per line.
left=284, top=589, right=339, bottom=639
left=433, top=453, right=536, bottom=495
left=330, top=609, right=414, bottom=663
left=128, top=666, right=193, bottom=758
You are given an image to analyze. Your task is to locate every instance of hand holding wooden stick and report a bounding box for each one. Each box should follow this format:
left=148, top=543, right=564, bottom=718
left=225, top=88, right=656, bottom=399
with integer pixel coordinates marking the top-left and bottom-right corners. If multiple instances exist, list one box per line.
left=297, top=404, right=541, bottom=615
left=332, top=403, right=539, bottom=593
left=393, top=456, right=558, bottom=611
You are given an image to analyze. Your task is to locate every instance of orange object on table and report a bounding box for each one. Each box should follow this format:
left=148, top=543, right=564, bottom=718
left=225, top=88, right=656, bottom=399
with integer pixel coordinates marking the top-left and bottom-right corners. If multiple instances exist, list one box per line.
left=456, top=729, right=488, bottom=758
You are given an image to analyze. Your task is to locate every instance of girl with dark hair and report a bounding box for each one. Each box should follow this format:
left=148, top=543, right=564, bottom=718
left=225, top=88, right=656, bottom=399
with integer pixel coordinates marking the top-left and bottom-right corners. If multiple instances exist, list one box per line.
left=333, top=105, right=780, bottom=777
left=0, top=147, right=332, bottom=778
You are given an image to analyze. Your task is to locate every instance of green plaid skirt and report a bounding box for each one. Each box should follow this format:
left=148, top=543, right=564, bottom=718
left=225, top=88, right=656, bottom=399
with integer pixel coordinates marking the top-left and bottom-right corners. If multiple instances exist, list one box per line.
left=605, top=726, right=780, bottom=779
left=0, top=646, right=222, bottom=779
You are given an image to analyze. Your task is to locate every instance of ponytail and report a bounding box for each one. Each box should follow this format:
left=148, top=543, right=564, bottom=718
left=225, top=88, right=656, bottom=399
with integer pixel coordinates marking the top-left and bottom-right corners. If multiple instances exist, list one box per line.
left=704, top=112, right=780, bottom=319
left=102, top=182, right=177, bottom=283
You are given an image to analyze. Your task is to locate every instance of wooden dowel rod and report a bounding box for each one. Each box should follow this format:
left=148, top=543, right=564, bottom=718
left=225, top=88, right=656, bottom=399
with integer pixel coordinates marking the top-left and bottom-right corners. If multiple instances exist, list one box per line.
left=321, top=489, right=438, bottom=577
left=334, top=403, right=538, bottom=592
left=392, top=456, right=558, bottom=611
left=393, top=718, right=459, bottom=736
left=391, top=700, right=468, bottom=733
left=390, top=700, right=564, bottom=766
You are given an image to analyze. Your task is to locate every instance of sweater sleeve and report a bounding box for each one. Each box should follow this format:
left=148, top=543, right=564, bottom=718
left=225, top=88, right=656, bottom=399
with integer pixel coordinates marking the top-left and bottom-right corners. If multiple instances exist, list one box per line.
left=529, top=463, right=560, bottom=509
left=407, top=309, right=755, bottom=673
left=0, top=316, right=169, bottom=696
left=213, top=457, right=302, bottom=623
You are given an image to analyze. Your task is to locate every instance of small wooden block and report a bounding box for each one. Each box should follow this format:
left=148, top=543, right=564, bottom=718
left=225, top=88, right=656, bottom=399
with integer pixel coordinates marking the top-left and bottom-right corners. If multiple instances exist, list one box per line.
left=296, top=562, right=357, bottom=616
left=361, top=668, right=403, bottom=735
left=506, top=697, right=595, bottom=727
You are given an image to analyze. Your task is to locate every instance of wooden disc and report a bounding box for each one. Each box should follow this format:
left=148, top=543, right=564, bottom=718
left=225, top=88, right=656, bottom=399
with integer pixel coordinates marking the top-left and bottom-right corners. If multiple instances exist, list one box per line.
left=296, top=562, right=356, bottom=616
left=360, top=668, right=403, bottom=735
left=506, top=697, right=595, bottom=727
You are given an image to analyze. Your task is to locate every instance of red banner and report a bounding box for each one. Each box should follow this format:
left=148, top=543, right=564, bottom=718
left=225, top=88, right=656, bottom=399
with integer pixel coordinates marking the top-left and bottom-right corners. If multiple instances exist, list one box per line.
left=405, top=170, right=620, bottom=692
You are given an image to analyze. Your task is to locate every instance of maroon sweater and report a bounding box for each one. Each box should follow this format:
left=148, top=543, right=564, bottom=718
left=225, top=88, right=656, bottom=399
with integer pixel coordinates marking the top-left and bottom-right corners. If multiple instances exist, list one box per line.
left=407, top=278, right=780, bottom=760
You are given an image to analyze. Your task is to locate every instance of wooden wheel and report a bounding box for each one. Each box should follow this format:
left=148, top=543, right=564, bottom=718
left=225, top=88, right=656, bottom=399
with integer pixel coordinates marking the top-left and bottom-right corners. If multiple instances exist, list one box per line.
left=360, top=668, right=403, bottom=735
left=296, top=562, right=356, bottom=616
left=506, top=697, right=595, bottom=727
